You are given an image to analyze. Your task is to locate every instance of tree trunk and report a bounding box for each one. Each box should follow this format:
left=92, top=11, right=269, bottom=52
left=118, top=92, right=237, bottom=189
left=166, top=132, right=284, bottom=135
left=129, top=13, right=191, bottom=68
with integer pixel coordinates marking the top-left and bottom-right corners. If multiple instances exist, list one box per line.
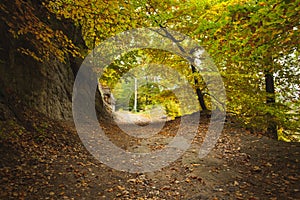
left=265, top=73, right=275, bottom=104
left=154, top=28, right=208, bottom=112
left=191, top=64, right=208, bottom=111
left=265, top=71, right=277, bottom=139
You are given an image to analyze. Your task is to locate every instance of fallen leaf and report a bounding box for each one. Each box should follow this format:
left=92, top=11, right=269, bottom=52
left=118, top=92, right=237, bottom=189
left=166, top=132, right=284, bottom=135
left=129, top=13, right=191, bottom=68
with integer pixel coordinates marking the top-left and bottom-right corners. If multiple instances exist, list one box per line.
left=117, top=185, right=125, bottom=191
left=234, top=180, right=239, bottom=186
left=253, top=166, right=261, bottom=172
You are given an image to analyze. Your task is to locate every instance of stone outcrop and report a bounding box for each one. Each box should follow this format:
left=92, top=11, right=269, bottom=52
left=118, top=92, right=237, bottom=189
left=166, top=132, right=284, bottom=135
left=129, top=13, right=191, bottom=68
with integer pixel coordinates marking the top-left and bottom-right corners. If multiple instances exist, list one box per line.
left=0, top=3, right=107, bottom=121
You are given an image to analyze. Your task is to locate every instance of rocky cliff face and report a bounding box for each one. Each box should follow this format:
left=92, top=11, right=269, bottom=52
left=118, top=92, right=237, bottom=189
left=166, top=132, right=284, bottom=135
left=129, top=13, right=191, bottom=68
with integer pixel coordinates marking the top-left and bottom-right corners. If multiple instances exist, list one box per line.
left=0, top=40, right=74, bottom=119
left=0, top=35, right=74, bottom=120
left=0, top=6, right=106, bottom=121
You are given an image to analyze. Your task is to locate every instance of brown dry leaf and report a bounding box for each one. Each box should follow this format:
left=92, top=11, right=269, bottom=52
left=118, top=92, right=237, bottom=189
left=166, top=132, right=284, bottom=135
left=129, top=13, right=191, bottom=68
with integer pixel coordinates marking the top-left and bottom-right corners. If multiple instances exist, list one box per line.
left=287, top=176, right=298, bottom=181
left=161, top=186, right=171, bottom=190
left=253, top=166, right=261, bottom=172
left=233, top=180, right=239, bottom=186
left=127, top=178, right=137, bottom=183
left=189, top=175, right=198, bottom=179
left=269, top=197, right=277, bottom=200
left=265, top=162, right=272, bottom=167
left=117, top=185, right=125, bottom=191
left=248, top=197, right=259, bottom=200
left=77, top=162, right=86, bottom=166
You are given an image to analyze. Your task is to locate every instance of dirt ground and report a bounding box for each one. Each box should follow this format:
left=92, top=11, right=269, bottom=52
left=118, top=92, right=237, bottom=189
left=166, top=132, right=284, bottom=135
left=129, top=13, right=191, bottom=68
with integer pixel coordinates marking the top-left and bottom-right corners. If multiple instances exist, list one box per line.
left=0, top=110, right=299, bottom=199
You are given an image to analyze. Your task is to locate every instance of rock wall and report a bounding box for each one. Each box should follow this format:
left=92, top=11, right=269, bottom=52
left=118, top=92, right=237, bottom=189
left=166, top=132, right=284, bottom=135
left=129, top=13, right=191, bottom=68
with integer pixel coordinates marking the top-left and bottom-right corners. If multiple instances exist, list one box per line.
left=0, top=24, right=73, bottom=120
left=0, top=17, right=107, bottom=121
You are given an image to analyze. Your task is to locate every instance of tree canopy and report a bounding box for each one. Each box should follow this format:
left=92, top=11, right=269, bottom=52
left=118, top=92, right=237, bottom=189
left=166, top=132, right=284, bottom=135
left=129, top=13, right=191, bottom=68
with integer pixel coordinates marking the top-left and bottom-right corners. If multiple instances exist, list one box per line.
left=1, top=0, right=299, bottom=141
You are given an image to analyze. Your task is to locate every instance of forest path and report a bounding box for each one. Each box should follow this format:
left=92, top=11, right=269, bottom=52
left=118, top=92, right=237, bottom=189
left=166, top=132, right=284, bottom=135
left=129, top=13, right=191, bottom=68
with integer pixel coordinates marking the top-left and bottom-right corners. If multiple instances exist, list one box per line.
left=0, top=112, right=299, bottom=199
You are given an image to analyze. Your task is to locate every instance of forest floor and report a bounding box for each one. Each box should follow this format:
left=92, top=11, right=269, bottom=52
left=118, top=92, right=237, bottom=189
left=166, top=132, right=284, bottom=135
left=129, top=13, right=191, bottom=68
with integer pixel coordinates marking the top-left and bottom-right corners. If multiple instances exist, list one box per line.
left=0, top=108, right=299, bottom=200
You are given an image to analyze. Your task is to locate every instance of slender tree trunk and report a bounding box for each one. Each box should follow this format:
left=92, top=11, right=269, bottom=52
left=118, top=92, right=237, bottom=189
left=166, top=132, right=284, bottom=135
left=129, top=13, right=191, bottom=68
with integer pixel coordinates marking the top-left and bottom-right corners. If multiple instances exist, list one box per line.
left=153, top=27, right=209, bottom=112
left=265, top=71, right=277, bottom=139
left=134, top=77, right=138, bottom=112
left=265, top=73, right=275, bottom=104
left=191, top=64, right=208, bottom=111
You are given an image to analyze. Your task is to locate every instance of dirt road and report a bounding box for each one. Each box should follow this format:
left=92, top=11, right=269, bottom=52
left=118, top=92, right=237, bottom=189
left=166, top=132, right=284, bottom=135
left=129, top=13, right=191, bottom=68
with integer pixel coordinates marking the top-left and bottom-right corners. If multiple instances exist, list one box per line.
left=0, top=112, right=299, bottom=199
